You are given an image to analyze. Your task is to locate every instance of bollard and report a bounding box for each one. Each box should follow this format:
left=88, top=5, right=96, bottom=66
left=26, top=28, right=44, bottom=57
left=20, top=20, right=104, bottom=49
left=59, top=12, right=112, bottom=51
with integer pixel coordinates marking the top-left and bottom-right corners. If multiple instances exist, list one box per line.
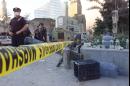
left=126, top=39, right=129, bottom=49
left=63, top=47, right=71, bottom=69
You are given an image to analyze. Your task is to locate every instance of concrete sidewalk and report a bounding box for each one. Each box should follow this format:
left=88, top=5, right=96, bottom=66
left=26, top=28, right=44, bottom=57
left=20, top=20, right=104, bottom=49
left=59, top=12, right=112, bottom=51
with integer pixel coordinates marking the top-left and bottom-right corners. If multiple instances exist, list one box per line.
left=0, top=54, right=129, bottom=86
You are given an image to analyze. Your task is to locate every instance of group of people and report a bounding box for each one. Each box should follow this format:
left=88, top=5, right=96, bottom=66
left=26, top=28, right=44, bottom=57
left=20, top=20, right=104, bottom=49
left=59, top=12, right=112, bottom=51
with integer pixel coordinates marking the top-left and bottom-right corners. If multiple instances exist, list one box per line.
left=9, top=7, right=114, bottom=48
left=9, top=7, right=47, bottom=47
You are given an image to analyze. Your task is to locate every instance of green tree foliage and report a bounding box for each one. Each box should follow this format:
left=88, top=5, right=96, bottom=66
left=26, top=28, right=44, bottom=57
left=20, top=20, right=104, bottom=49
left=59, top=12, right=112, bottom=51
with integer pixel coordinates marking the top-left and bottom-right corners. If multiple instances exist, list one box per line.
left=93, top=18, right=105, bottom=35
left=88, top=0, right=129, bottom=36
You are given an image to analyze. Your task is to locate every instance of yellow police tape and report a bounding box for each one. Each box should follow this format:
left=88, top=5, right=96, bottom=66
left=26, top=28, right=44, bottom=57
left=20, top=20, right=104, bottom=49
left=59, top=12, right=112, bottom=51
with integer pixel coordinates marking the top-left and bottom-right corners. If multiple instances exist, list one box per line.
left=0, top=41, right=72, bottom=77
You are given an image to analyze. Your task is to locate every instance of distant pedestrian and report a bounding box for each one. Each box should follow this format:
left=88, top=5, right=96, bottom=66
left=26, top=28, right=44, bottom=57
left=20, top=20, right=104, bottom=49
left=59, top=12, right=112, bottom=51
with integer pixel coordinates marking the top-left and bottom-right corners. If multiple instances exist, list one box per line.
left=9, top=7, right=31, bottom=47
left=34, top=23, right=47, bottom=42
left=74, top=34, right=81, bottom=44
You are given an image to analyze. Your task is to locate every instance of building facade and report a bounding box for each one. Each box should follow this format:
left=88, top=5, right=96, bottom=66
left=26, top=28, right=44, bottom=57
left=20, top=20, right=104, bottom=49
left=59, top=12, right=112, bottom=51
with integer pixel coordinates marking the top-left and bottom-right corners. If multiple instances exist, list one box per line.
left=0, top=0, right=7, bottom=19
left=57, top=16, right=80, bottom=34
left=0, top=0, right=8, bottom=33
left=29, top=18, right=55, bottom=35
left=56, top=16, right=81, bottom=41
left=68, top=0, right=86, bottom=32
left=34, top=0, right=65, bottom=26
left=68, top=0, right=82, bottom=17
left=54, top=0, right=87, bottom=41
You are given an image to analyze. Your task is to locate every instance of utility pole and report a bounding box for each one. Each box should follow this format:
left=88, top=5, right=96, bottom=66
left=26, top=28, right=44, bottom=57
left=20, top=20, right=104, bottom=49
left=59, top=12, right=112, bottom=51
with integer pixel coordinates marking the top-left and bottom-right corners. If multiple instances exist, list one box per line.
left=65, top=1, right=68, bottom=30
left=112, top=0, right=119, bottom=49
left=112, top=0, right=118, bottom=37
left=65, top=1, right=70, bottom=40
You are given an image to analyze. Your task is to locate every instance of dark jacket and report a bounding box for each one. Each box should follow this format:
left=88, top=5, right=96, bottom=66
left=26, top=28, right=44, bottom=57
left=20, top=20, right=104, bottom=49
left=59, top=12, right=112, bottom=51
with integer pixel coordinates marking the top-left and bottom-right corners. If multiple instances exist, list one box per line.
left=10, top=16, right=31, bottom=46
left=34, top=27, right=47, bottom=42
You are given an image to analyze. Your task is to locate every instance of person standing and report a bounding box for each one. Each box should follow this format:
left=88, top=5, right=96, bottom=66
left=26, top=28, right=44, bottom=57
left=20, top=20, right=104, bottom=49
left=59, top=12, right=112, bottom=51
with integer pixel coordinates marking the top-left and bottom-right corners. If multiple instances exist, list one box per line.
left=9, top=7, right=31, bottom=47
left=34, top=23, right=47, bottom=42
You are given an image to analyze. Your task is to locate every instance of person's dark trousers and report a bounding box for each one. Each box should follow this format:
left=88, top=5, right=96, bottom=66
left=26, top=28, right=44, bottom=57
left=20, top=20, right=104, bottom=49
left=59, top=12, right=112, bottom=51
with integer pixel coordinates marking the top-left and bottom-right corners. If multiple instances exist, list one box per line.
left=11, top=35, right=25, bottom=47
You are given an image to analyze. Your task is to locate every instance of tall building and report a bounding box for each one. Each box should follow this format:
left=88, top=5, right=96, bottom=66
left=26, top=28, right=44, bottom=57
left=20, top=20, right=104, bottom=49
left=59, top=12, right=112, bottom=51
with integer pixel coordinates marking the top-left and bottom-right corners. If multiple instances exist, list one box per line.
left=68, top=0, right=82, bottom=17
left=0, top=0, right=7, bottom=20
left=34, top=0, right=65, bottom=20
left=68, top=0, right=86, bottom=32
left=0, top=0, right=8, bottom=33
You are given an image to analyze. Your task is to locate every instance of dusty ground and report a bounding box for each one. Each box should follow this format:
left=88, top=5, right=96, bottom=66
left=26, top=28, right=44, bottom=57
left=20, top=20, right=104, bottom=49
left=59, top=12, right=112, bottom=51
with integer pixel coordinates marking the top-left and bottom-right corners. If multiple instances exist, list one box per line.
left=0, top=54, right=129, bottom=86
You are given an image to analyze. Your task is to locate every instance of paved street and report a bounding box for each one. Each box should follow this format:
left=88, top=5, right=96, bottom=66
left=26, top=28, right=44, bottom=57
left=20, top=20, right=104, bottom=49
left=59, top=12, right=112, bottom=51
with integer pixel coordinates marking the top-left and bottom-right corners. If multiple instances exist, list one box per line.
left=0, top=54, right=129, bottom=86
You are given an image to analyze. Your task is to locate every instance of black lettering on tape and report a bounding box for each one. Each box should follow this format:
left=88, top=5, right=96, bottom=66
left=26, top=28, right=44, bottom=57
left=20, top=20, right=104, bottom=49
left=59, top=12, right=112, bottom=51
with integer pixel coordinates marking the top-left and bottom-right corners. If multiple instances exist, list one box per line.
left=6, top=48, right=16, bottom=71
left=12, top=51, right=19, bottom=69
left=23, top=48, right=29, bottom=64
left=53, top=45, right=56, bottom=52
left=0, top=48, right=10, bottom=72
left=16, top=48, right=24, bottom=67
left=41, top=46, right=46, bottom=58
left=45, top=47, right=49, bottom=55
left=23, top=46, right=36, bottom=63
left=56, top=45, right=59, bottom=51
left=49, top=46, right=52, bottom=54
left=0, top=42, right=71, bottom=76
left=16, top=47, right=29, bottom=66
left=31, top=47, right=37, bottom=61
left=25, top=47, right=32, bottom=62
left=55, top=45, right=58, bottom=51
left=38, top=46, right=42, bottom=59
left=52, top=45, right=55, bottom=53
left=0, top=53, right=3, bottom=73
left=58, top=44, right=61, bottom=50
left=50, top=45, right=54, bottom=54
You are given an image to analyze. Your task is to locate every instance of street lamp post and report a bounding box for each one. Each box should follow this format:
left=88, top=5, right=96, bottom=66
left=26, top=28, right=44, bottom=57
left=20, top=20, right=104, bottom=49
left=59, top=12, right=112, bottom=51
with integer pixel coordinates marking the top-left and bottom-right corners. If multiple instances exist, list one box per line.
left=65, top=1, right=68, bottom=30
left=112, top=0, right=119, bottom=48
left=65, top=1, right=73, bottom=40
left=112, top=10, right=118, bottom=35
left=112, top=0, right=119, bottom=39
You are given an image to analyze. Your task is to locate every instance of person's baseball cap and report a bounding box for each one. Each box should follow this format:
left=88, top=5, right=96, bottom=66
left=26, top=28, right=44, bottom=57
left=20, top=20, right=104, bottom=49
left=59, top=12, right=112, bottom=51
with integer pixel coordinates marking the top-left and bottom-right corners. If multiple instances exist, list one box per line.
left=13, top=7, right=21, bottom=12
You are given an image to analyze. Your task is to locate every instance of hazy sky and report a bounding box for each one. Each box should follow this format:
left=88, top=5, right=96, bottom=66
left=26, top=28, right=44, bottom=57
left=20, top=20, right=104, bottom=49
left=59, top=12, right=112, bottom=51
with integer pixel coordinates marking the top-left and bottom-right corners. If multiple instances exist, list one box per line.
left=82, top=0, right=102, bottom=29
left=0, top=0, right=102, bottom=28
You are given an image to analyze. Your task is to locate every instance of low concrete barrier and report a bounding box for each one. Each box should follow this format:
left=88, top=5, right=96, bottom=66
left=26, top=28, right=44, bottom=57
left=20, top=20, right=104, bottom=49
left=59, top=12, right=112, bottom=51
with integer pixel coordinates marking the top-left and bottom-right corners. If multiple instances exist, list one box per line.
left=81, top=48, right=129, bottom=76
